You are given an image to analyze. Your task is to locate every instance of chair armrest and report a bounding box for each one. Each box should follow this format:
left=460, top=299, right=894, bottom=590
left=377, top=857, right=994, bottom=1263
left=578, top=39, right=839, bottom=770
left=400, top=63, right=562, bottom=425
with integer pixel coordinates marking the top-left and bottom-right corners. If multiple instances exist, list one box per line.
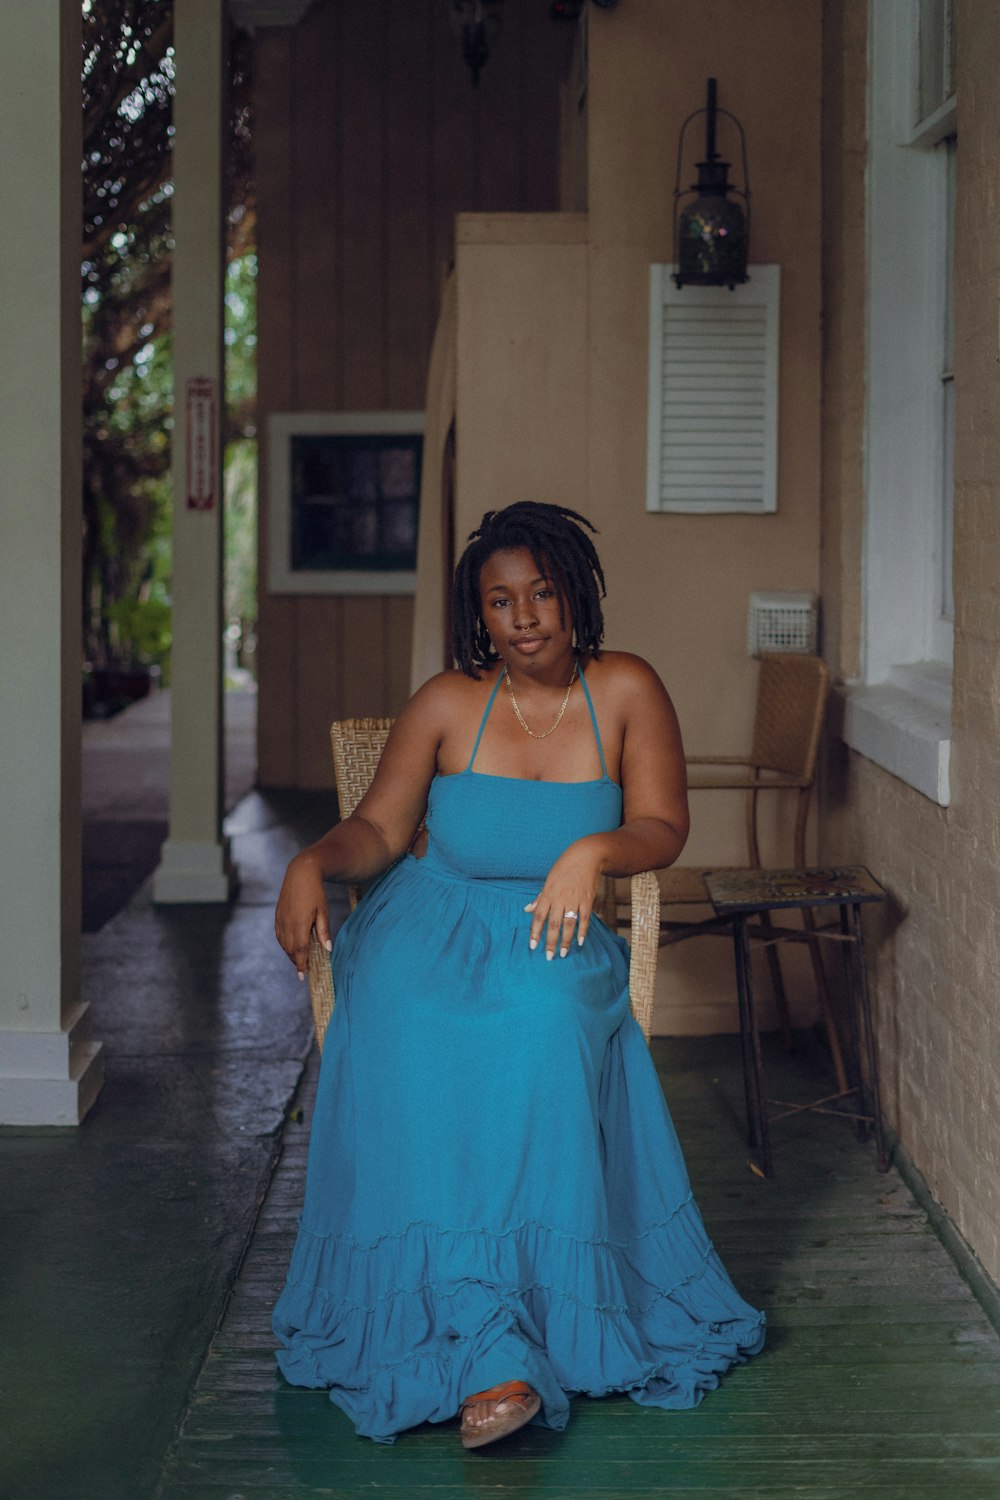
left=627, top=870, right=660, bottom=1044
left=306, top=928, right=336, bottom=1052
left=687, top=772, right=808, bottom=790
left=686, top=756, right=807, bottom=789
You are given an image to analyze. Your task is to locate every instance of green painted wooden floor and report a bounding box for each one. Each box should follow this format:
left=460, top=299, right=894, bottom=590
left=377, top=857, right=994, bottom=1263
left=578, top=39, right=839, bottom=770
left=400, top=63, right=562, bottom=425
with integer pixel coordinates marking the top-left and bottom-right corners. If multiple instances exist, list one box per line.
left=157, top=1032, right=1000, bottom=1499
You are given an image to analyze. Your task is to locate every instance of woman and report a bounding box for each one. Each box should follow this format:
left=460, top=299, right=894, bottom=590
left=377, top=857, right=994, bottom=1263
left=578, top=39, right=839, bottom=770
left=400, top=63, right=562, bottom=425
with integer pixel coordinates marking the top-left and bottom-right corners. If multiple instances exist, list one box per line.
left=272, top=502, right=765, bottom=1448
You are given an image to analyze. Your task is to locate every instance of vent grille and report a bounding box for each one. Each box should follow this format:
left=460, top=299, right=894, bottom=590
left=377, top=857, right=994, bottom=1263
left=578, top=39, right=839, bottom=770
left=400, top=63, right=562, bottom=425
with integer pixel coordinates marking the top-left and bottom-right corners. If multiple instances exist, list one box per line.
left=647, top=266, right=780, bottom=514
left=747, top=591, right=818, bottom=656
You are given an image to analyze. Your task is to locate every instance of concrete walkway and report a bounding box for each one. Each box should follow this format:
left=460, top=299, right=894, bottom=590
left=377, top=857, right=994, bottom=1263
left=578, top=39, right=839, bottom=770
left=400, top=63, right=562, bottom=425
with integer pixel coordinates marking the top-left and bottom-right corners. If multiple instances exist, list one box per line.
left=82, top=687, right=257, bottom=930
left=1, top=690, right=342, bottom=1500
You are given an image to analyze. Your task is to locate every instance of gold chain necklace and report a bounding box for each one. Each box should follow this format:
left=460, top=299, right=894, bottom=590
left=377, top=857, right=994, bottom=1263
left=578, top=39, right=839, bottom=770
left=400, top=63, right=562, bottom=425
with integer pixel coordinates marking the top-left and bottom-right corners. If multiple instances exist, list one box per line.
left=503, top=662, right=578, bottom=739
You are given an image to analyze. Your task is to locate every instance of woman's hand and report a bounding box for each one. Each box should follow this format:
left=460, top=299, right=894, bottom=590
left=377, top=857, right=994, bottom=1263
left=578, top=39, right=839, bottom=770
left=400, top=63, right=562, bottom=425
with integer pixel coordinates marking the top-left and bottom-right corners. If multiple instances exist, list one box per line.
left=275, top=852, right=332, bottom=981
left=524, top=838, right=605, bottom=960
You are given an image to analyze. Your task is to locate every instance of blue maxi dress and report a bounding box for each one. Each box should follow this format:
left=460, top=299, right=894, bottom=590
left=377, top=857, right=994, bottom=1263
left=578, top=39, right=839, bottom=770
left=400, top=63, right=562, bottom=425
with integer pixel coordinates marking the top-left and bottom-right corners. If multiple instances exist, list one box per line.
left=272, top=670, right=765, bottom=1442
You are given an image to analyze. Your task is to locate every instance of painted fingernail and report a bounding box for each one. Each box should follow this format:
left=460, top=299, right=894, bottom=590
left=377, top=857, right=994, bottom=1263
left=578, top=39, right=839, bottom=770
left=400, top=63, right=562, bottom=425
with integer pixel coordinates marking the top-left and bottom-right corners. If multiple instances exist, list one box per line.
left=560, top=946, right=569, bottom=958
left=546, top=950, right=554, bottom=961
left=529, top=938, right=538, bottom=950
left=324, top=939, right=333, bottom=952
left=577, top=933, right=585, bottom=946
left=297, top=971, right=305, bottom=982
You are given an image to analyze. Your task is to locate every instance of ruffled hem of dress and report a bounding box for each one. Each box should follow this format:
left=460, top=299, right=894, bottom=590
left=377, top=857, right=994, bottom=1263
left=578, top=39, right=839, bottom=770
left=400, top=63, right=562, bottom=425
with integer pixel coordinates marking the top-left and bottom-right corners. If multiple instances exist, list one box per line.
left=272, top=1211, right=765, bottom=1443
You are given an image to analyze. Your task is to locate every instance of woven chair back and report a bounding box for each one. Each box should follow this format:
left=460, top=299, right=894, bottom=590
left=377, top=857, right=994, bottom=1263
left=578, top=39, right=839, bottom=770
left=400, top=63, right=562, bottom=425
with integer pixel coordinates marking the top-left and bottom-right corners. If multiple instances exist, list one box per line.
left=330, top=718, right=393, bottom=821
left=749, top=653, right=830, bottom=780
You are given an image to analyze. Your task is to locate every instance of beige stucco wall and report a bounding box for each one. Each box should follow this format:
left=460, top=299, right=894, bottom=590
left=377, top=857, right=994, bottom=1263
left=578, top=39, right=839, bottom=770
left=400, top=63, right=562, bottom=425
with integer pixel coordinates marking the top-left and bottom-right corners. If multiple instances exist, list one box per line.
left=456, top=0, right=823, bottom=1031
left=820, top=0, right=1000, bottom=1284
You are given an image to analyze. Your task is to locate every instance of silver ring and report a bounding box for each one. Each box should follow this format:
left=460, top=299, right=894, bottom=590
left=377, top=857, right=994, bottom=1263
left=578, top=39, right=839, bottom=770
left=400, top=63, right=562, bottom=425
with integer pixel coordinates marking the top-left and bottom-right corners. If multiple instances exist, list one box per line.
left=564, top=910, right=578, bottom=920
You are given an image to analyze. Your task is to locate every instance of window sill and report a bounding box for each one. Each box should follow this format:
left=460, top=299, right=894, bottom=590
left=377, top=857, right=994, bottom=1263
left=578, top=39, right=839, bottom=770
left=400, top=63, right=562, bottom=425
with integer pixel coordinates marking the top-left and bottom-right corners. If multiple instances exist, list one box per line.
left=832, top=663, right=951, bottom=807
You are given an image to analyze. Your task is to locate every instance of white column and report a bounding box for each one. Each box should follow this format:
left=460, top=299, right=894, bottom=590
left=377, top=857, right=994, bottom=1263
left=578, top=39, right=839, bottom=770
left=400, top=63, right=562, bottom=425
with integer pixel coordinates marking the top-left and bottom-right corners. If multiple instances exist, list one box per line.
left=154, top=0, right=235, bottom=903
left=0, top=0, right=104, bottom=1124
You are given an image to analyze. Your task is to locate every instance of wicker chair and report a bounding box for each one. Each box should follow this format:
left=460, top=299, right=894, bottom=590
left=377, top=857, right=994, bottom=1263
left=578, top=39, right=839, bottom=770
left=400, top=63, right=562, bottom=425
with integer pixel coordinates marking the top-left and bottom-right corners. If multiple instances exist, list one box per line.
left=606, top=652, right=845, bottom=1090
left=305, top=717, right=662, bottom=1051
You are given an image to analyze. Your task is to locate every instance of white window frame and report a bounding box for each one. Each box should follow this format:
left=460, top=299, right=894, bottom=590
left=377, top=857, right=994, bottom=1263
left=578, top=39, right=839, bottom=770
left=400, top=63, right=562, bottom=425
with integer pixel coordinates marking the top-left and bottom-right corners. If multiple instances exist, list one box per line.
left=839, top=0, right=955, bottom=806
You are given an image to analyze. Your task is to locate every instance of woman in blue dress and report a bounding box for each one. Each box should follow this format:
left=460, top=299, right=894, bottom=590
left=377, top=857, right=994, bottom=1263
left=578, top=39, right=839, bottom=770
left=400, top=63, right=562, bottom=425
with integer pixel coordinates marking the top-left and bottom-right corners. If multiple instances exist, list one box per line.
left=273, top=501, right=765, bottom=1448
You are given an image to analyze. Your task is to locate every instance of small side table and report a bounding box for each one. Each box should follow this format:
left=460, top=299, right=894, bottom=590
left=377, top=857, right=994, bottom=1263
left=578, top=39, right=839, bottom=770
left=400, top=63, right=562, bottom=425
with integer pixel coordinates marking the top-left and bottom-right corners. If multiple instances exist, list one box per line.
left=703, top=865, right=889, bottom=1179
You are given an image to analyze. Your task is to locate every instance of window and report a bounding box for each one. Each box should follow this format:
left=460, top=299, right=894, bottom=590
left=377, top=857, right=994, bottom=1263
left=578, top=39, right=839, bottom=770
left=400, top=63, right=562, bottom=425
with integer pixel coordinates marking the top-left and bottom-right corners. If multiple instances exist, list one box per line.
left=839, top=0, right=955, bottom=804
left=939, top=134, right=955, bottom=632
left=267, top=412, right=423, bottom=595
left=916, top=0, right=955, bottom=131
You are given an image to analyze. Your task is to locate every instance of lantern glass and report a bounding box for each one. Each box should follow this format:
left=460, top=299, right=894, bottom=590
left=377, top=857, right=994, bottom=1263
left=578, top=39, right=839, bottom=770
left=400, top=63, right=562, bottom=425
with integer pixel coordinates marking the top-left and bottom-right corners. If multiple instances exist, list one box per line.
left=677, top=188, right=748, bottom=287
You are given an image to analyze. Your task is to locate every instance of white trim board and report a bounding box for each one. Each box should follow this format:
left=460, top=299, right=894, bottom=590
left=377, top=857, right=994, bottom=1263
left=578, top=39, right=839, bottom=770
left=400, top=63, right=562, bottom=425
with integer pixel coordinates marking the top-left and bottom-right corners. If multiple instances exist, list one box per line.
left=833, top=665, right=951, bottom=808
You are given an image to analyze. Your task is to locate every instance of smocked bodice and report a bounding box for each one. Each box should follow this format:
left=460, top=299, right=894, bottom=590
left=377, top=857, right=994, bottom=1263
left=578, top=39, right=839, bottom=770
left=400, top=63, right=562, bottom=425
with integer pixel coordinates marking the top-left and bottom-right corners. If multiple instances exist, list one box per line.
left=419, top=666, right=623, bottom=886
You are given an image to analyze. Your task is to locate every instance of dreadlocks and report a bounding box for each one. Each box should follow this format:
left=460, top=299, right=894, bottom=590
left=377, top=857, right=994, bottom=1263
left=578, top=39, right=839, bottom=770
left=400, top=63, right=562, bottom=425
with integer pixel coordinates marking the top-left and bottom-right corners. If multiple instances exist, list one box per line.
left=452, top=502, right=606, bottom=677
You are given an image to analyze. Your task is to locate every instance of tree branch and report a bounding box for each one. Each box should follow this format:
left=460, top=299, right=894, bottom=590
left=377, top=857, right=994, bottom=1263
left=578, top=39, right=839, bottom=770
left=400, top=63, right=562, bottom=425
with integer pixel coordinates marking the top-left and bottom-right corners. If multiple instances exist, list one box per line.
left=83, top=14, right=174, bottom=154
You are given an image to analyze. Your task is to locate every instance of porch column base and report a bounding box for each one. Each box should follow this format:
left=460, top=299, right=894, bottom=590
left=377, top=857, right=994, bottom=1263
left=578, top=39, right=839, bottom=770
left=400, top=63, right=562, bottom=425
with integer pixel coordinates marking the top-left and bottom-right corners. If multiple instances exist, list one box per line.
left=0, top=1001, right=105, bottom=1126
left=153, top=837, right=235, bottom=904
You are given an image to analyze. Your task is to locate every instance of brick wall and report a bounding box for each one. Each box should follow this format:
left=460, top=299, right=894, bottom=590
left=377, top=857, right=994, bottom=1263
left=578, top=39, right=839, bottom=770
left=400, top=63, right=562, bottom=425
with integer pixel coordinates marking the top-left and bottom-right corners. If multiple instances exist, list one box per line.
left=820, top=0, right=1000, bottom=1283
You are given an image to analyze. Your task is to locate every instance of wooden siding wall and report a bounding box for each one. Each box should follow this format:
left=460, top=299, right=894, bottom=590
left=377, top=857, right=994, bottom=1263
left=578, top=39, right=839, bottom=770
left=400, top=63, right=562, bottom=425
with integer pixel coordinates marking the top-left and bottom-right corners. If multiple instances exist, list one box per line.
left=255, top=0, right=574, bottom=787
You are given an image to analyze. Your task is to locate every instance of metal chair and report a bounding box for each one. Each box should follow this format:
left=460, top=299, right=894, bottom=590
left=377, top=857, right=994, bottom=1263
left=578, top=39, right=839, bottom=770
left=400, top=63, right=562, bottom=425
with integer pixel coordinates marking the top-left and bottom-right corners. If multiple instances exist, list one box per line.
left=306, top=717, right=662, bottom=1051
left=607, top=652, right=847, bottom=1091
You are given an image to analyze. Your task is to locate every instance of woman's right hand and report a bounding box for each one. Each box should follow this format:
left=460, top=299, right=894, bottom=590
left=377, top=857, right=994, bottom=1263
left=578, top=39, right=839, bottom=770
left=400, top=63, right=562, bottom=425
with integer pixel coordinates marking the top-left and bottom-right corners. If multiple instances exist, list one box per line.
left=275, top=851, right=331, bottom=980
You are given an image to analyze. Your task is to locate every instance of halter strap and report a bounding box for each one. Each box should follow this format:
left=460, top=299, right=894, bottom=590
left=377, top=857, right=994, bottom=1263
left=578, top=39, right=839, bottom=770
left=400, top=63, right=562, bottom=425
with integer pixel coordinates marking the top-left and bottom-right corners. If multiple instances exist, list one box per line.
left=466, top=659, right=609, bottom=778
left=466, top=672, right=505, bottom=770
left=579, top=666, right=610, bottom=778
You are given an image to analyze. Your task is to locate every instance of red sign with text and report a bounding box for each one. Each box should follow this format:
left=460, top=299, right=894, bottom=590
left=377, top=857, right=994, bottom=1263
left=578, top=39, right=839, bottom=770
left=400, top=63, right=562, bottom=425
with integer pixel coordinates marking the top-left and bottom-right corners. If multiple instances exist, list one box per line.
left=186, top=376, right=217, bottom=510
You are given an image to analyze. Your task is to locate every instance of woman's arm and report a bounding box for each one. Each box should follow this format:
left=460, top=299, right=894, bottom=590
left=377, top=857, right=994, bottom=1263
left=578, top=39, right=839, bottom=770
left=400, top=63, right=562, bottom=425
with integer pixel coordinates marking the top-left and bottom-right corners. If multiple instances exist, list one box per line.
left=274, top=677, right=447, bottom=977
left=526, top=654, right=689, bottom=958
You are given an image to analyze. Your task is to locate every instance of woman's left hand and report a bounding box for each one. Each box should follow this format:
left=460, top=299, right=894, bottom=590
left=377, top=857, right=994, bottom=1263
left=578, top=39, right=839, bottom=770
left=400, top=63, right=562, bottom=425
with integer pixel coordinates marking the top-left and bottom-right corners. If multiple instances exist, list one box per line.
left=524, top=839, right=605, bottom=960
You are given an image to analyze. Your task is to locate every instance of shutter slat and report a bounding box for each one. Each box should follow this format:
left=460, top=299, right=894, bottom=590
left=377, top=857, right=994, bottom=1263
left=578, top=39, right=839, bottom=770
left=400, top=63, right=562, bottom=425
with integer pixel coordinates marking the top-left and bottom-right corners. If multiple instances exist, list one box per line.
left=647, top=266, right=780, bottom=514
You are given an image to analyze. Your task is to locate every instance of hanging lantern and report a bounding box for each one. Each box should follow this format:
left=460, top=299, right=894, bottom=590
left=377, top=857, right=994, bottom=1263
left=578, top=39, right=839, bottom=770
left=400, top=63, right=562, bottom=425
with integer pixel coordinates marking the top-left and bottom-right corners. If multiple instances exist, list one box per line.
left=672, top=78, right=751, bottom=289
left=450, top=0, right=503, bottom=86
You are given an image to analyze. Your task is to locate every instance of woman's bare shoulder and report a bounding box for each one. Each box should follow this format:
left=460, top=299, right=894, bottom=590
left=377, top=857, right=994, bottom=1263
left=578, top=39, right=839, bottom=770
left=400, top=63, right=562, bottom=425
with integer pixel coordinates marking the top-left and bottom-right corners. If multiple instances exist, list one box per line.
left=408, top=665, right=496, bottom=705
left=398, top=666, right=497, bottom=730
left=587, top=650, right=672, bottom=702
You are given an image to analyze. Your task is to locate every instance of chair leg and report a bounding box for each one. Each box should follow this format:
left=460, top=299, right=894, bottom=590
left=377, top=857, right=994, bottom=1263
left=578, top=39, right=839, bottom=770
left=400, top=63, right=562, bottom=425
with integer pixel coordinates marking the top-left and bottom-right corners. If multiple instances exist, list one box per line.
left=837, top=905, right=865, bottom=1137
left=733, top=915, right=772, bottom=1177
left=847, top=901, right=889, bottom=1172
left=788, top=784, right=848, bottom=1090
left=803, top=904, right=849, bottom=1095
left=733, top=921, right=757, bottom=1150
left=759, top=918, right=795, bottom=1052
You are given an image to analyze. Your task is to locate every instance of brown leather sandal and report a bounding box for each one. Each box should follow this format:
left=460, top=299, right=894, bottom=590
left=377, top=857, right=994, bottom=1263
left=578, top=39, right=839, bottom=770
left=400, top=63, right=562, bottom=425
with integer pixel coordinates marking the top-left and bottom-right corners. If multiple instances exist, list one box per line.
left=459, top=1378, right=541, bottom=1449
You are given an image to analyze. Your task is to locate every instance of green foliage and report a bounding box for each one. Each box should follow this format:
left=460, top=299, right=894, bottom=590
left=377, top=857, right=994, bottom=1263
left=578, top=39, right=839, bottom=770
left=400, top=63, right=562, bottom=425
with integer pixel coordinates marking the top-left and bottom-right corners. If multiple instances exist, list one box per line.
left=225, top=252, right=258, bottom=678
left=81, top=3, right=256, bottom=680
left=104, top=596, right=173, bottom=668
left=225, top=440, right=258, bottom=628
left=225, top=250, right=258, bottom=434
left=82, top=0, right=175, bottom=669
left=83, top=289, right=174, bottom=669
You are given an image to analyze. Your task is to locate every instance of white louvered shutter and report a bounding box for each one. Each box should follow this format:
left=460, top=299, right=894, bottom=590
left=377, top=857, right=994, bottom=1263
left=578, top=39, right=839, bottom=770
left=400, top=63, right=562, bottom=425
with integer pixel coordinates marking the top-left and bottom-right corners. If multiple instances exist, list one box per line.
left=646, top=265, right=780, bottom=514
